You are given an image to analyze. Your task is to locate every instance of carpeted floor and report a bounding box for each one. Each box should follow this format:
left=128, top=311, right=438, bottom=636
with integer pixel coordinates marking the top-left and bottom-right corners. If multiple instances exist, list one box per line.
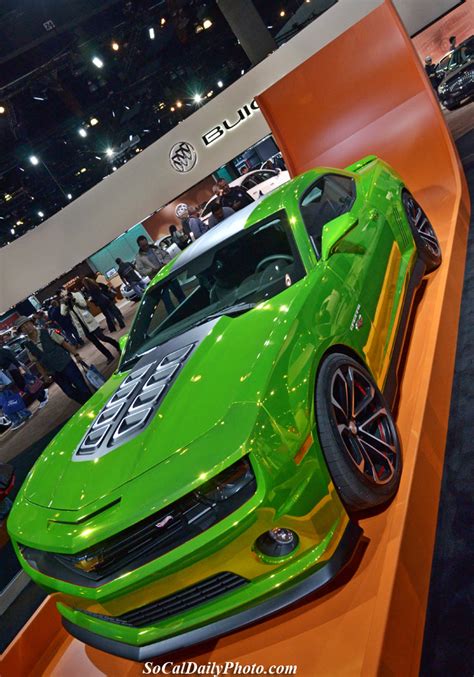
left=420, top=129, right=474, bottom=677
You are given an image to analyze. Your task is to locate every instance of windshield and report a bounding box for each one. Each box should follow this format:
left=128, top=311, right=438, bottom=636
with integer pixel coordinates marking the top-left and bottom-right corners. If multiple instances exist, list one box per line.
left=122, top=211, right=304, bottom=367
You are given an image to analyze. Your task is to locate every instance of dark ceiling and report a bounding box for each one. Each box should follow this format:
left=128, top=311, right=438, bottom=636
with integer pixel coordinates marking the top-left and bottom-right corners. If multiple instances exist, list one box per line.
left=0, top=0, right=330, bottom=248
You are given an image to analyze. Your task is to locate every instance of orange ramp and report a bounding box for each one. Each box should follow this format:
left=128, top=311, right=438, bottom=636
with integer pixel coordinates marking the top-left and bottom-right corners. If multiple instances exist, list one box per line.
left=1, top=2, right=470, bottom=675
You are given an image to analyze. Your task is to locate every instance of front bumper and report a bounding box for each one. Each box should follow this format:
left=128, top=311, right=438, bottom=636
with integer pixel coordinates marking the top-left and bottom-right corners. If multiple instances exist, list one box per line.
left=62, top=519, right=362, bottom=661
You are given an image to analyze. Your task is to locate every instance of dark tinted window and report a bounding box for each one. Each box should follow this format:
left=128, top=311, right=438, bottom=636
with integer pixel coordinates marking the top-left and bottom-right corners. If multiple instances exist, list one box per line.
left=299, top=174, right=355, bottom=257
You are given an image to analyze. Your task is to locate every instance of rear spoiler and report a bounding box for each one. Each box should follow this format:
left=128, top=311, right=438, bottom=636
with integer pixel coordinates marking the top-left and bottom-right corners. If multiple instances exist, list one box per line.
left=344, top=155, right=378, bottom=173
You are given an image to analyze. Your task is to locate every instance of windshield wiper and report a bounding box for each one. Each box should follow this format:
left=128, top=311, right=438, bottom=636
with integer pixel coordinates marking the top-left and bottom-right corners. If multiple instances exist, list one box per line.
left=189, top=302, right=257, bottom=329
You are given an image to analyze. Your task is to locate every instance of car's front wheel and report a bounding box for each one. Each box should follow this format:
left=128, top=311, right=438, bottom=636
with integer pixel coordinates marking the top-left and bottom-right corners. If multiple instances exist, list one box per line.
left=315, top=353, right=402, bottom=513
left=402, top=190, right=442, bottom=273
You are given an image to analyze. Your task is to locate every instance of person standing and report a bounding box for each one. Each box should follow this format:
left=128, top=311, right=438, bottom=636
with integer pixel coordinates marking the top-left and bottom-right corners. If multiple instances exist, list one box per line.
left=115, top=258, right=148, bottom=297
left=60, top=290, right=121, bottom=364
left=214, top=179, right=254, bottom=211
left=0, top=334, right=49, bottom=408
left=17, top=317, right=91, bottom=405
left=424, top=56, right=439, bottom=91
left=207, top=202, right=235, bottom=228
left=48, top=297, right=84, bottom=346
left=178, top=205, right=208, bottom=241
left=135, top=236, right=185, bottom=313
left=169, top=225, right=189, bottom=250
left=82, top=278, right=125, bottom=332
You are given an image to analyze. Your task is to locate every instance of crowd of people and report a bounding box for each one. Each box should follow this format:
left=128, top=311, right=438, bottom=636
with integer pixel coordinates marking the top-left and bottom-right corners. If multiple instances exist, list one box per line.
left=0, top=176, right=258, bottom=435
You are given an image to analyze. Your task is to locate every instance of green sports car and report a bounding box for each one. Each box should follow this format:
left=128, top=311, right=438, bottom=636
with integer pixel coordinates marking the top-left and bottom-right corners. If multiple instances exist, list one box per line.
left=8, top=155, right=441, bottom=660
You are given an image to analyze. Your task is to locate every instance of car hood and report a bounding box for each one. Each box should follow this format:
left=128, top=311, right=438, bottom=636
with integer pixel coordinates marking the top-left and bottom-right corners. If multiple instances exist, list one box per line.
left=440, top=59, right=473, bottom=84
left=21, top=293, right=301, bottom=512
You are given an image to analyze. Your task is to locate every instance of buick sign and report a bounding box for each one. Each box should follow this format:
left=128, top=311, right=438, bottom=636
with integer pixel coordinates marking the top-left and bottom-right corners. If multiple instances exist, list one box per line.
left=202, top=100, right=260, bottom=147
left=169, top=141, right=197, bottom=173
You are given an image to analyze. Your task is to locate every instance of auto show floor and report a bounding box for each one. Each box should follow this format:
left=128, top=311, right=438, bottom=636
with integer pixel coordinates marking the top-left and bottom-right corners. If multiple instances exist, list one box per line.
left=1, top=108, right=473, bottom=672
left=419, top=128, right=474, bottom=677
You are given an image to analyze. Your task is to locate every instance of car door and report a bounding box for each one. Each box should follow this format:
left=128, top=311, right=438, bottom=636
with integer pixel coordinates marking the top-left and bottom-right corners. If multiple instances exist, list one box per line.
left=299, top=173, right=399, bottom=381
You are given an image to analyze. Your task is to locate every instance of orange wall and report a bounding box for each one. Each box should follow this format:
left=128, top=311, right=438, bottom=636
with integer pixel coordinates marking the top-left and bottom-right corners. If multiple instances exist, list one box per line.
left=142, top=176, right=216, bottom=240
left=412, top=0, right=473, bottom=62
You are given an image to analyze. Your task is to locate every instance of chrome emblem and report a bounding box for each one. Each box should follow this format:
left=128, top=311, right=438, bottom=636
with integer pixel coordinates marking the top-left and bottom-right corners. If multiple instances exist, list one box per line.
left=169, top=141, right=197, bottom=173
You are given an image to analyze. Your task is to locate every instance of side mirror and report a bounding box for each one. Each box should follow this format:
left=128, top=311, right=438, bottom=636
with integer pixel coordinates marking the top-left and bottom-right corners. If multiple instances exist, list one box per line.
left=321, top=213, right=358, bottom=261
left=118, top=334, right=128, bottom=352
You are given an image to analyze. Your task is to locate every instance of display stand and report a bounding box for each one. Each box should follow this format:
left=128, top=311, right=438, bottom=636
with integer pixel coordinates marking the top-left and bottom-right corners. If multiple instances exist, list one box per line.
left=1, top=2, right=470, bottom=675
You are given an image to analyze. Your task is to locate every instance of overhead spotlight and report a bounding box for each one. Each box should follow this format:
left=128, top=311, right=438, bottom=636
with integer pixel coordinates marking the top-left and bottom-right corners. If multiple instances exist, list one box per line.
left=195, top=25, right=204, bottom=33
left=112, top=166, right=117, bottom=172
left=38, top=211, right=44, bottom=217
left=203, top=19, right=213, bottom=29
left=95, top=155, right=101, bottom=160
left=105, top=147, right=114, bottom=157
left=279, top=10, right=286, bottom=17
left=217, top=80, right=223, bottom=88
left=16, top=220, right=23, bottom=226
left=92, top=56, right=104, bottom=68
left=149, top=27, right=155, bottom=40
left=0, top=105, right=5, bottom=114
left=10, top=228, right=15, bottom=235
left=129, top=134, right=133, bottom=141
left=111, top=41, right=120, bottom=51
left=193, top=93, right=202, bottom=103
left=207, top=90, right=214, bottom=98
left=80, top=167, right=87, bottom=173
left=67, top=193, right=72, bottom=200
left=78, top=128, right=88, bottom=138
left=170, top=106, right=175, bottom=112
left=33, top=96, right=46, bottom=101
left=176, top=100, right=182, bottom=108
left=29, top=155, right=40, bottom=165
left=90, top=117, right=99, bottom=126
left=241, top=69, right=245, bottom=75
left=160, top=17, right=166, bottom=26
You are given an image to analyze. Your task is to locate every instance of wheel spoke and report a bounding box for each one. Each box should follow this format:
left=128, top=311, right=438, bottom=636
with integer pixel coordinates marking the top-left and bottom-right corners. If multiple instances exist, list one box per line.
left=347, top=366, right=356, bottom=418
left=353, top=437, right=380, bottom=483
left=358, top=428, right=397, bottom=457
left=357, top=434, right=395, bottom=481
left=331, top=369, right=350, bottom=420
left=354, top=382, right=375, bottom=419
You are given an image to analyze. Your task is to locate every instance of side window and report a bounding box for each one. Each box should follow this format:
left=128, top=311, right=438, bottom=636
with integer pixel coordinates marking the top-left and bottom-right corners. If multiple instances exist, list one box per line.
left=256, top=170, right=277, bottom=182
left=299, top=174, right=355, bottom=257
left=241, top=176, right=258, bottom=190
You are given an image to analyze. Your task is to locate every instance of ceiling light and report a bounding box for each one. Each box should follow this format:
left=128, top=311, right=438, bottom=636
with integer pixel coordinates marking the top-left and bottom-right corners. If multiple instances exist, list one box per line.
left=90, top=117, right=99, bottom=126
left=149, top=27, right=155, bottom=40
left=80, top=167, right=87, bottom=173
left=92, top=56, right=104, bottom=68
left=195, top=25, right=204, bottom=33
left=105, top=147, right=114, bottom=157
left=160, top=17, right=166, bottom=26
left=217, top=80, right=223, bottom=88
left=16, top=220, right=23, bottom=225
left=4, top=193, right=12, bottom=201
left=203, top=19, right=213, bottom=29
left=279, top=10, right=286, bottom=17
left=67, top=193, right=72, bottom=200
left=0, top=105, right=5, bottom=114
left=112, top=166, right=117, bottom=172
left=33, top=96, right=46, bottom=101
left=193, top=93, right=202, bottom=103
left=78, top=128, right=87, bottom=138
left=129, top=134, right=133, bottom=141
left=10, top=228, right=15, bottom=235
left=29, top=155, right=39, bottom=165
left=207, top=90, right=214, bottom=98
left=111, top=41, right=120, bottom=51
left=241, top=69, right=245, bottom=75
left=38, top=211, right=44, bottom=217
left=124, top=105, right=130, bottom=110
left=176, top=100, right=182, bottom=108
left=170, top=106, right=175, bottom=112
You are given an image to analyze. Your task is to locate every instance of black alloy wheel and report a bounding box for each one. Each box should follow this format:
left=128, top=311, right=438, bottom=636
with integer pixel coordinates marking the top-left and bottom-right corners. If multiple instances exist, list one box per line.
left=316, top=353, right=402, bottom=512
left=402, top=191, right=442, bottom=273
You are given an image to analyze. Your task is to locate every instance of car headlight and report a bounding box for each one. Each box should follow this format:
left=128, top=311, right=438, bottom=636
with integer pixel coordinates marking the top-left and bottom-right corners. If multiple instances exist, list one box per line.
left=16, top=457, right=256, bottom=586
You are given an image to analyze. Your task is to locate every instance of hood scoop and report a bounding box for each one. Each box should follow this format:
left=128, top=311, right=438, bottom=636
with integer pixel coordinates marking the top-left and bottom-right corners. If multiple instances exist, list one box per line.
left=73, top=342, right=195, bottom=461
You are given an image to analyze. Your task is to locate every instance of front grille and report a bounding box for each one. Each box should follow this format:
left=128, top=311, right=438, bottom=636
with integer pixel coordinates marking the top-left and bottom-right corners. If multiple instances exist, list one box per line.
left=19, top=458, right=256, bottom=587
left=84, top=572, right=248, bottom=628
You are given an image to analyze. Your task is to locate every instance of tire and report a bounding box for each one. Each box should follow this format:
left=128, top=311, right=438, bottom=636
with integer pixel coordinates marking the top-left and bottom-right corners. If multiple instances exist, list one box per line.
left=315, top=353, right=402, bottom=513
left=402, top=190, right=442, bottom=273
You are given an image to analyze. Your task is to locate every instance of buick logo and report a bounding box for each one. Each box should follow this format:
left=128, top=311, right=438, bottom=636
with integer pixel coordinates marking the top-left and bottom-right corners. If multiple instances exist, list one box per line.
left=169, top=141, right=197, bottom=173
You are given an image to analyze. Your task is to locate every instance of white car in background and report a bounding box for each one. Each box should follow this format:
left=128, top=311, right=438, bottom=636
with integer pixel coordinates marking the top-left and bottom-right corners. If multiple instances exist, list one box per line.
left=156, top=235, right=181, bottom=258
left=200, top=168, right=290, bottom=224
